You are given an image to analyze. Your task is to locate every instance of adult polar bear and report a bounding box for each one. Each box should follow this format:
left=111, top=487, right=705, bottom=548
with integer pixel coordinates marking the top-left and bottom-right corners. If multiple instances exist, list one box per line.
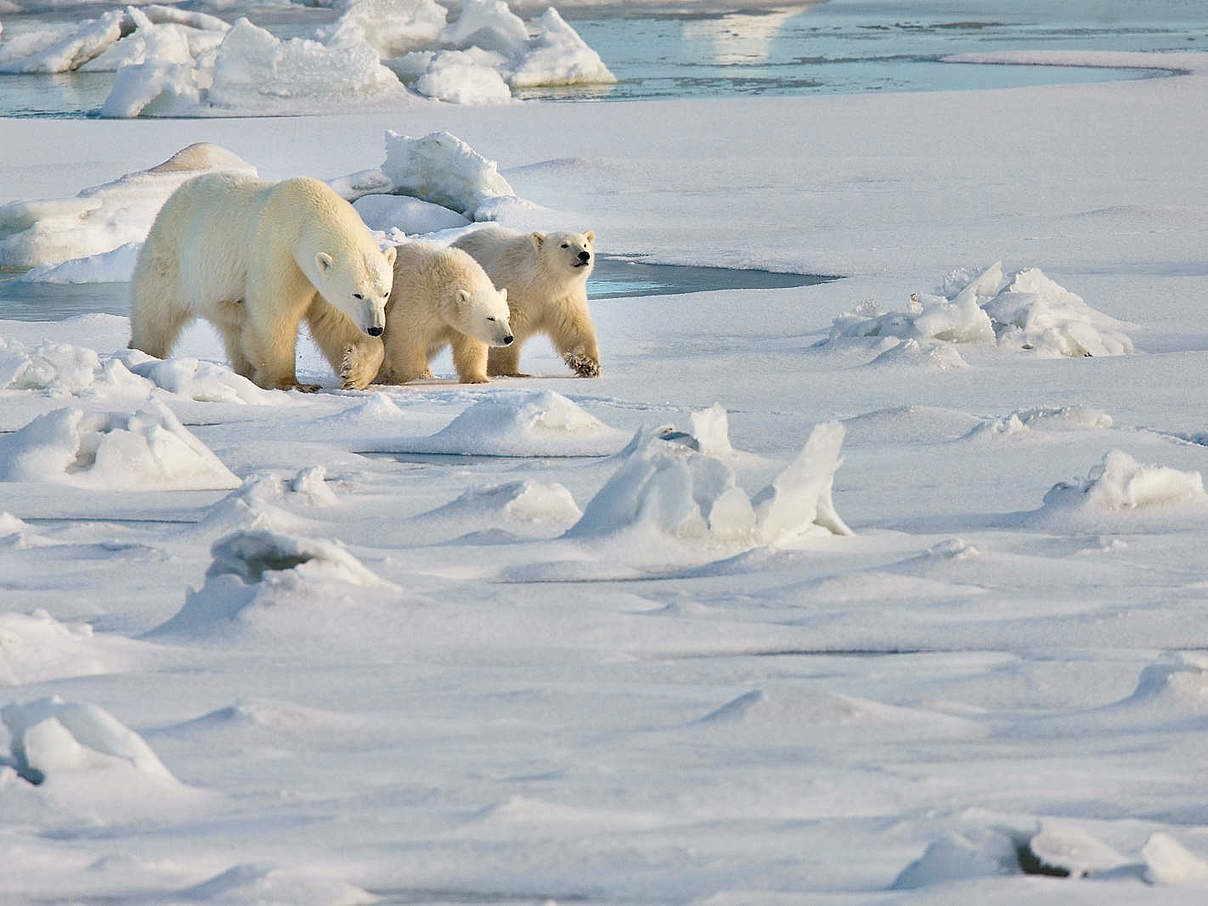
left=452, top=227, right=599, bottom=378
left=129, top=173, right=396, bottom=391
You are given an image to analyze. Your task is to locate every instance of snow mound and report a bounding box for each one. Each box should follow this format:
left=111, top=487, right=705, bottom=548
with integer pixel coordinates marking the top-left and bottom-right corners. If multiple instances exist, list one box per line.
left=150, top=529, right=400, bottom=642
left=0, top=142, right=255, bottom=268
left=378, top=129, right=527, bottom=220
left=181, top=863, right=376, bottom=906
left=1143, top=833, right=1208, bottom=886
left=0, top=696, right=197, bottom=818
left=388, top=390, right=627, bottom=457
left=466, top=794, right=658, bottom=833
left=0, top=512, right=38, bottom=547
left=569, top=412, right=850, bottom=548
left=353, top=193, right=470, bottom=234
left=891, top=829, right=1019, bottom=889
left=0, top=610, right=138, bottom=686
left=420, top=479, right=581, bottom=528
left=964, top=405, right=1113, bottom=441
left=1123, top=653, right=1208, bottom=713
left=118, top=350, right=282, bottom=404
left=441, top=0, right=527, bottom=56
left=0, top=335, right=145, bottom=394
left=695, top=687, right=975, bottom=740
left=310, top=391, right=406, bottom=425
left=199, top=469, right=339, bottom=535
left=414, top=48, right=514, bottom=104
left=0, top=402, right=241, bottom=490
left=824, top=261, right=1132, bottom=362
left=159, top=699, right=368, bottom=738
left=1038, top=450, right=1207, bottom=521
left=842, top=405, right=984, bottom=446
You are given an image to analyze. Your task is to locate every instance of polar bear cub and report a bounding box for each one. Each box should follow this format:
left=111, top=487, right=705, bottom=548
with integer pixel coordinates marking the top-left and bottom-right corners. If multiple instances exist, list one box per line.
left=451, top=226, right=599, bottom=377
left=376, top=242, right=513, bottom=385
left=129, top=173, right=396, bottom=392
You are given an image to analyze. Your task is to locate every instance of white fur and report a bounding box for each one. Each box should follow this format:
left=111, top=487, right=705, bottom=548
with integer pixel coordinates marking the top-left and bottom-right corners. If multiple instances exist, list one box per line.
left=452, top=226, right=600, bottom=377
left=129, top=173, right=397, bottom=391
left=376, top=242, right=513, bottom=385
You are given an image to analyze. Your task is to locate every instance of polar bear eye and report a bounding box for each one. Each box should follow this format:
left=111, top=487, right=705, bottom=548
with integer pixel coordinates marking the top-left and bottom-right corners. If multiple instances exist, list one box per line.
left=560, top=243, right=569, bottom=248
left=487, top=317, right=496, bottom=322
left=353, top=293, right=364, bottom=300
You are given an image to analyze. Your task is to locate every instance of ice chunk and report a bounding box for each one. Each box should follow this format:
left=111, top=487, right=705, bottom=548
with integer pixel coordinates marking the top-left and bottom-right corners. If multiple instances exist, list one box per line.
left=415, top=49, right=514, bottom=104
left=0, top=335, right=142, bottom=394
left=0, top=142, right=255, bottom=268
left=753, top=421, right=852, bottom=543
left=380, top=129, right=524, bottom=220
left=322, top=0, right=446, bottom=58
left=1042, top=450, right=1206, bottom=514
left=508, top=8, right=616, bottom=88
left=0, top=402, right=241, bottom=490
left=823, top=262, right=1131, bottom=363
left=420, top=479, right=581, bottom=529
left=441, top=0, right=528, bottom=56
left=19, top=241, right=141, bottom=283
left=0, top=8, right=127, bottom=73
left=1026, top=824, right=1126, bottom=877
left=1143, top=833, right=1208, bottom=886
left=206, top=19, right=403, bottom=113
left=985, top=267, right=1134, bottom=357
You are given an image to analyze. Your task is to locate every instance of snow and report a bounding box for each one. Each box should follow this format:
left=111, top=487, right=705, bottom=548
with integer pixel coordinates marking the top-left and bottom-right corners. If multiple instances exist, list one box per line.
left=3, top=28, right=1208, bottom=906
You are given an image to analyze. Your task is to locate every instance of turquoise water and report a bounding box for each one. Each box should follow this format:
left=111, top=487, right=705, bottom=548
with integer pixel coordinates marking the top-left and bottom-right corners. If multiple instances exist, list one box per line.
left=0, top=0, right=1202, bottom=116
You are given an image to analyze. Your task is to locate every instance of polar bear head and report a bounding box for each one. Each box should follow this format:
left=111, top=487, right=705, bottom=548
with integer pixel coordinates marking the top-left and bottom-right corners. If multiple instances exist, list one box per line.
left=531, top=230, right=595, bottom=279
left=447, top=284, right=514, bottom=347
left=312, top=244, right=397, bottom=338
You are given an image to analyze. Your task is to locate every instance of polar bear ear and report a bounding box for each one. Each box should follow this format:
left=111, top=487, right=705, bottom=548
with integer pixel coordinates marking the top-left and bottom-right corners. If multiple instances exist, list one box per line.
left=316, top=252, right=334, bottom=273
left=382, top=246, right=397, bottom=267
left=498, top=287, right=507, bottom=302
left=530, top=232, right=546, bottom=248
left=585, top=231, right=595, bottom=244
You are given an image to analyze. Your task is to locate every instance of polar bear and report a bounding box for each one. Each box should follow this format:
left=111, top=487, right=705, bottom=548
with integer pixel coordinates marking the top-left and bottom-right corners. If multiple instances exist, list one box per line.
left=129, top=173, right=396, bottom=392
left=375, top=242, right=513, bottom=385
left=451, top=226, right=599, bottom=377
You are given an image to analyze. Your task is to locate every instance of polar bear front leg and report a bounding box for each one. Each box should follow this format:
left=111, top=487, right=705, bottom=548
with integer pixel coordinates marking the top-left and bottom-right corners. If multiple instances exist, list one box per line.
left=486, top=342, right=528, bottom=377
left=243, top=277, right=315, bottom=391
left=451, top=334, right=490, bottom=384
left=306, top=296, right=383, bottom=391
left=552, top=301, right=601, bottom=377
left=381, top=330, right=433, bottom=384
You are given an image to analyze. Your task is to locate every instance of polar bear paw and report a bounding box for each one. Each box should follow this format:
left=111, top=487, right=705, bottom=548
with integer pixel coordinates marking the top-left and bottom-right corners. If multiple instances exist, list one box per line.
left=563, top=350, right=601, bottom=378
left=340, top=343, right=379, bottom=391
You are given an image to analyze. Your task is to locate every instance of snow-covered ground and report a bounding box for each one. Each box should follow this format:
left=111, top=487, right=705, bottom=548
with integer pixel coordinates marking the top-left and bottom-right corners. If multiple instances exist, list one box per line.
left=3, top=34, right=1208, bottom=906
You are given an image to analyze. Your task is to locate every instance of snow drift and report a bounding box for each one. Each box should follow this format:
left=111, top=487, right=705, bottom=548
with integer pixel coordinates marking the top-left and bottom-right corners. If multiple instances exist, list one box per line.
left=1037, top=449, right=1207, bottom=525
left=0, top=401, right=241, bottom=490
left=150, top=529, right=403, bottom=643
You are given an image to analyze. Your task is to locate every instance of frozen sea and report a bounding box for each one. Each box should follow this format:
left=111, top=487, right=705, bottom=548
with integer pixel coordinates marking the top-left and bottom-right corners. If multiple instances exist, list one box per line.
left=4, top=0, right=1208, bottom=904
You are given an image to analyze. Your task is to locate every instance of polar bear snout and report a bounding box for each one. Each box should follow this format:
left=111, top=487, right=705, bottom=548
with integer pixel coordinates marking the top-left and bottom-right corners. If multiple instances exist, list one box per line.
left=367, top=326, right=384, bottom=337
left=501, top=334, right=515, bottom=346
left=578, top=251, right=591, bottom=263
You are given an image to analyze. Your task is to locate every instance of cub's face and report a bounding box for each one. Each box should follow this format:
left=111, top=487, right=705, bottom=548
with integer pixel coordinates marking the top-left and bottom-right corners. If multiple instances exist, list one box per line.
left=456, top=286, right=514, bottom=347
left=314, top=245, right=396, bottom=337
left=532, top=230, right=595, bottom=277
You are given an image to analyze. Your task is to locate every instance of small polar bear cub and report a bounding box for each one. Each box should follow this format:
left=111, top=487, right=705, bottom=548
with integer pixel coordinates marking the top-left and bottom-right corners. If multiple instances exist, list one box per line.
left=451, top=226, right=600, bottom=378
left=375, top=242, right=514, bottom=385
left=129, top=173, right=396, bottom=391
